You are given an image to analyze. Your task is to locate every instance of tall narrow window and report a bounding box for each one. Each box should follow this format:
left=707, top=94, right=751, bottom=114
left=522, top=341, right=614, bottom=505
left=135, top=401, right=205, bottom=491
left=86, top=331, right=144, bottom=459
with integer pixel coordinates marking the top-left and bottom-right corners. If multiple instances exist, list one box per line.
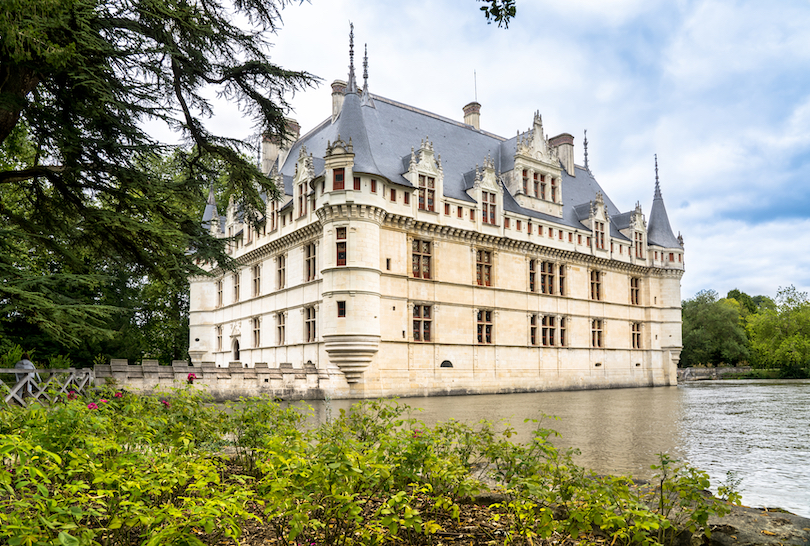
left=270, top=200, right=278, bottom=231
left=632, top=322, right=642, bottom=349
left=529, top=259, right=536, bottom=292
left=412, top=239, right=431, bottom=279
left=540, top=261, right=556, bottom=295
left=216, top=325, right=222, bottom=351
left=305, top=307, right=317, bottom=343
left=371, top=179, right=377, bottom=193
left=404, top=192, right=410, bottom=205
left=390, top=188, right=396, bottom=202
left=353, top=176, right=361, bottom=190
left=337, top=301, right=346, bottom=317
left=516, top=220, right=522, bottom=231
left=298, top=181, right=307, bottom=217
left=444, top=203, right=450, bottom=215
left=533, top=172, right=539, bottom=197
left=482, top=191, right=496, bottom=224
left=276, top=255, right=286, bottom=289
left=276, top=313, right=285, bottom=345
left=595, top=221, right=606, bottom=250
left=418, top=175, right=436, bottom=211
left=305, top=243, right=317, bottom=282
left=530, top=315, right=538, bottom=345
left=252, top=264, right=261, bottom=297
left=336, top=227, right=347, bottom=266
left=233, top=272, right=240, bottom=302
left=635, top=232, right=643, bottom=258
left=630, top=277, right=640, bottom=305
left=505, top=218, right=511, bottom=229
left=333, top=168, right=345, bottom=190
left=216, top=280, right=223, bottom=308
left=560, top=318, right=567, bottom=347
left=252, top=317, right=261, bottom=348
left=551, top=177, right=557, bottom=202
left=540, top=174, right=546, bottom=200
left=542, top=316, right=556, bottom=346
left=413, top=305, right=432, bottom=342
left=457, top=206, right=463, bottom=218
left=590, top=270, right=602, bottom=301
left=591, top=319, right=603, bottom=348
left=477, top=310, right=493, bottom=344
left=522, top=169, right=529, bottom=194
left=558, top=264, right=566, bottom=296
left=476, top=250, right=492, bottom=286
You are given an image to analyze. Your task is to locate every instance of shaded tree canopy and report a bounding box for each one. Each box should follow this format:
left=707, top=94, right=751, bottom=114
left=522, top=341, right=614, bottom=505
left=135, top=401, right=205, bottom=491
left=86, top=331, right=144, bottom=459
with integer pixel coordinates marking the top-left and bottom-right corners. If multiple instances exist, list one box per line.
left=681, top=289, right=749, bottom=367
left=747, top=285, right=810, bottom=370
left=0, top=0, right=316, bottom=347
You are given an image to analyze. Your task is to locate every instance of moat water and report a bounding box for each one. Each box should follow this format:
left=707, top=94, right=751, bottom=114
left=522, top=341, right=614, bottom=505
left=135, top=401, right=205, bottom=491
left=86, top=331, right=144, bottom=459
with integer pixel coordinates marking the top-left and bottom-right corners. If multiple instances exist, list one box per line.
left=305, top=379, right=810, bottom=518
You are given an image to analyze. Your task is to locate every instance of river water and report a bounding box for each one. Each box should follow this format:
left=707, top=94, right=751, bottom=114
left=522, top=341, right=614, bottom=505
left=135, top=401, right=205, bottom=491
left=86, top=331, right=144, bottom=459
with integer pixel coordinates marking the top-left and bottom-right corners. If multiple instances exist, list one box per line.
left=306, top=380, right=810, bottom=518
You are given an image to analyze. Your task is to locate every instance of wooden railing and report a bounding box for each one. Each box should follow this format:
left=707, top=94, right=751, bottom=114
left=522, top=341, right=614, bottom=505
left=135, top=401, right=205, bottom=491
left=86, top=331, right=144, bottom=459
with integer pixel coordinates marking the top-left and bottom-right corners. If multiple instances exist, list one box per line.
left=0, top=368, right=95, bottom=407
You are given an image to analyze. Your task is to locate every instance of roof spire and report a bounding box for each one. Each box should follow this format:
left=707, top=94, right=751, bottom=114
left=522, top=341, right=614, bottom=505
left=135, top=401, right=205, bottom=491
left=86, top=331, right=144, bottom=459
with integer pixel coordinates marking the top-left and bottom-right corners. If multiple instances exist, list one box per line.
left=347, top=22, right=357, bottom=94
left=363, top=43, right=368, bottom=89
left=654, top=154, right=662, bottom=199
left=583, top=129, right=590, bottom=172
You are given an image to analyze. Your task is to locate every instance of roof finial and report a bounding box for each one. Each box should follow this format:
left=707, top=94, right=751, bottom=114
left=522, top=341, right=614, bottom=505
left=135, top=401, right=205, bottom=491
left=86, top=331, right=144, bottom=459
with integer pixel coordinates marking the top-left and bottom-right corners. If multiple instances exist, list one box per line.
left=583, top=129, right=590, bottom=172
left=347, top=22, right=357, bottom=93
left=363, top=43, right=368, bottom=89
left=654, top=154, right=662, bottom=199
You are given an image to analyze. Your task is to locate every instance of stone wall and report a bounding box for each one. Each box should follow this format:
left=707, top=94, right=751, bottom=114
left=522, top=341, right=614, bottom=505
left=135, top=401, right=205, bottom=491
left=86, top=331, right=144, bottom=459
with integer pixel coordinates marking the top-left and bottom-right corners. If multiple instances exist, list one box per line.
left=94, top=359, right=346, bottom=401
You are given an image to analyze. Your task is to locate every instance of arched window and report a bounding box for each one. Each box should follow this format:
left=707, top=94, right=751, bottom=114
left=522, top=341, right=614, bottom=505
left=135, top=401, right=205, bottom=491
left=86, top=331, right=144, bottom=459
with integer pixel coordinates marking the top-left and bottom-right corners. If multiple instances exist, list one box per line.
left=233, top=339, right=240, bottom=361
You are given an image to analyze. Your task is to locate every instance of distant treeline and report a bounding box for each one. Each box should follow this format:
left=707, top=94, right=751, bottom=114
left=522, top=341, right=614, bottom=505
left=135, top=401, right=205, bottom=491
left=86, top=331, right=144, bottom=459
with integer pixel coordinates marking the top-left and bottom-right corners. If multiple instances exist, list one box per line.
left=681, top=286, right=810, bottom=377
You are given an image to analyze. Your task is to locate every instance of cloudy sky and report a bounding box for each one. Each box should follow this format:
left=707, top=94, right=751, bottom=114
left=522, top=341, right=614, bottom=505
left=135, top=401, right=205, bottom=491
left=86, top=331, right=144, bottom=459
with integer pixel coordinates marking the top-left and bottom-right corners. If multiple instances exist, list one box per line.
left=201, top=0, right=810, bottom=301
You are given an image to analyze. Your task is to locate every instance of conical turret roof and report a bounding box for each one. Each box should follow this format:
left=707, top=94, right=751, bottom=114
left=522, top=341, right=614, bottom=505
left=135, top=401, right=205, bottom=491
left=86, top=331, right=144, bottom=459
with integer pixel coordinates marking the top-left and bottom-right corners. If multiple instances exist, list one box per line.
left=647, top=157, right=681, bottom=248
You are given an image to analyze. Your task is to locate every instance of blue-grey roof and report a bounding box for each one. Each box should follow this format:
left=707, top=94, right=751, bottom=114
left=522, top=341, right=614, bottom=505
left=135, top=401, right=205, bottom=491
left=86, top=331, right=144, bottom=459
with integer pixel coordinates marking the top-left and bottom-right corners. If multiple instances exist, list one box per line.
left=278, top=90, right=645, bottom=242
left=647, top=183, right=681, bottom=248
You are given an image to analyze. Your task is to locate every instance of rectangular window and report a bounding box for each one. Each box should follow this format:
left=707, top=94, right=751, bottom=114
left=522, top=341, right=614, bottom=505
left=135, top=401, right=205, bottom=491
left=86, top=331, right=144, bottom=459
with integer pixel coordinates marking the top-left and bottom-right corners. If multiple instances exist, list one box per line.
left=558, top=264, right=566, bottom=296
left=444, top=203, right=450, bottom=215
left=530, top=314, right=538, bottom=345
left=216, top=280, right=223, bottom=308
left=276, top=255, right=286, bottom=289
left=252, top=264, right=261, bottom=297
left=216, top=325, right=222, bottom=351
left=587, top=236, right=591, bottom=246
left=522, top=169, right=529, bottom=194
left=337, top=301, right=346, bottom=317
left=505, top=217, right=511, bottom=229
left=592, top=319, right=603, bottom=348
left=253, top=317, right=261, bottom=348
left=233, top=272, right=240, bottom=302
left=298, top=182, right=307, bottom=217
left=551, top=177, right=557, bottom=202
left=477, top=310, right=493, bottom=344
left=669, top=252, right=675, bottom=261
left=390, top=188, right=396, bottom=202
left=590, top=270, right=602, bottom=301
left=559, top=230, right=563, bottom=241
left=476, top=250, right=492, bottom=287
left=635, top=232, right=643, bottom=258
left=353, top=176, right=361, bottom=191
left=412, top=239, right=431, bottom=279
left=568, top=233, right=573, bottom=242
left=270, top=200, right=278, bottom=231
left=371, top=179, right=377, bottom=193
left=246, top=224, right=252, bottom=245
left=404, top=192, right=410, bottom=205
left=470, top=208, right=475, bottom=221
left=578, top=234, right=582, bottom=245
left=413, top=305, right=432, bottom=342
left=276, top=313, right=285, bottom=345
left=632, top=322, right=642, bottom=349
left=595, top=221, right=606, bottom=250
left=542, top=316, right=556, bottom=347
left=336, top=227, right=347, bottom=266
left=457, top=206, right=463, bottom=218
left=540, top=261, right=556, bottom=295
left=418, top=175, right=436, bottom=211
left=333, top=168, right=345, bottom=190
left=533, top=172, right=539, bottom=197
left=517, top=220, right=522, bottom=231
left=305, top=307, right=317, bottom=343
left=529, top=259, right=536, bottom=292
left=305, top=243, right=316, bottom=282
left=560, top=318, right=567, bottom=347
left=540, top=174, right=546, bottom=200
left=630, top=277, right=640, bottom=305
left=482, top=191, right=496, bottom=224
left=527, top=221, right=532, bottom=234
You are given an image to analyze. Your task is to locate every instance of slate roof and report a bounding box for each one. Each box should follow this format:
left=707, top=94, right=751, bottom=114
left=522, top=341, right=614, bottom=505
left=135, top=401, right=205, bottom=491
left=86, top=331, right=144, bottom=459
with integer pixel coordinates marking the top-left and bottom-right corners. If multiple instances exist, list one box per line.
left=274, top=85, right=676, bottom=247
left=647, top=182, right=681, bottom=248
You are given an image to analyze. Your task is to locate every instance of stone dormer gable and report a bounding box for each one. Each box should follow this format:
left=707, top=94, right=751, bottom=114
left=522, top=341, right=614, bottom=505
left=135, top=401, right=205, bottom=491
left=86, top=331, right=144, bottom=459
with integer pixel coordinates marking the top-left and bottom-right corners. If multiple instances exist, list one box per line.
left=509, top=111, right=564, bottom=218
left=465, top=156, right=502, bottom=226
left=405, top=137, right=444, bottom=212
left=294, top=145, right=316, bottom=188
left=325, top=134, right=353, bottom=158
left=614, top=202, right=648, bottom=262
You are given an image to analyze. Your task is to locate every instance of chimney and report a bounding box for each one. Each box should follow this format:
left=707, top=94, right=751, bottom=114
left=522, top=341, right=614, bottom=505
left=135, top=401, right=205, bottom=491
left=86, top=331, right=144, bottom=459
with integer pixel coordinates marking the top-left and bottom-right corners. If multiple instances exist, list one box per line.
left=549, top=133, right=575, bottom=176
left=463, top=101, right=481, bottom=130
left=331, top=79, right=347, bottom=123
left=261, top=118, right=301, bottom=174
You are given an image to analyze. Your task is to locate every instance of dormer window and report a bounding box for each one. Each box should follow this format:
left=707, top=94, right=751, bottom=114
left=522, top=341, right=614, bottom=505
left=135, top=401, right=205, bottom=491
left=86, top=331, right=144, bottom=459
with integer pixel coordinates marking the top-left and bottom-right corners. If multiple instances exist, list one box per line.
left=533, top=173, right=539, bottom=197
left=418, top=175, right=435, bottom=211
left=333, top=168, right=345, bottom=190
left=540, top=174, right=546, bottom=200
left=482, top=191, right=496, bottom=224
left=551, top=177, right=558, bottom=202
left=522, top=169, right=528, bottom=194
left=634, top=232, right=643, bottom=258
left=297, top=182, right=307, bottom=217
left=595, top=221, right=606, bottom=250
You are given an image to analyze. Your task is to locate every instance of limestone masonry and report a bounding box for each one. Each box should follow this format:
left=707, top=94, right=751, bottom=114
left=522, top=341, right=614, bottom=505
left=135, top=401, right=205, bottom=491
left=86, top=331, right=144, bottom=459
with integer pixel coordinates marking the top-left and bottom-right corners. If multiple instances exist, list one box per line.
left=187, top=30, right=684, bottom=399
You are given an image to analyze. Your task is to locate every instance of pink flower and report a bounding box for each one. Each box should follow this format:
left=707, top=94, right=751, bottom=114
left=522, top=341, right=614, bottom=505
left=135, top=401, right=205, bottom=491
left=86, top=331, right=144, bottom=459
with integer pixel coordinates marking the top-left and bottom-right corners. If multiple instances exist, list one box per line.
left=87, top=402, right=98, bottom=410
left=67, top=390, right=77, bottom=400
left=187, top=373, right=197, bottom=384
left=161, top=399, right=171, bottom=408
left=99, top=399, right=108, bottom=403
left=113, top=392, right=123, bottom=398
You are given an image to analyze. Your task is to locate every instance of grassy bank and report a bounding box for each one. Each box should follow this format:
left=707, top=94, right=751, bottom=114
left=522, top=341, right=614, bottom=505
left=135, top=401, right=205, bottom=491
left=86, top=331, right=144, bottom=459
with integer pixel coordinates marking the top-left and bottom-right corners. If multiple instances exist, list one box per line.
left=0, top=383, right=739, bottom=546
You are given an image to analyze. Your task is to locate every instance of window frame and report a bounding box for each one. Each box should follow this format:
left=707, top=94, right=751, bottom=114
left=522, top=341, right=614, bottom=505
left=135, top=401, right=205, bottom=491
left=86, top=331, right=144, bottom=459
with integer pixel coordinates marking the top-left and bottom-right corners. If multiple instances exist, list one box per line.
left=412, top=304, right=432, bottom=342
left=591, top=319, right=603, bottom=348
left=333, top=168, right=345, bottom=190
left=477, top=309, right=493, bottom=344
left=590, top=270, right=602, bottom=301
left=476, top=249, right=492, bottom=287
left=336, top=227, right=347, bottom=267
left=305, top=306, right=317, bottom=343
left=411, top=239, right=432, bottom=279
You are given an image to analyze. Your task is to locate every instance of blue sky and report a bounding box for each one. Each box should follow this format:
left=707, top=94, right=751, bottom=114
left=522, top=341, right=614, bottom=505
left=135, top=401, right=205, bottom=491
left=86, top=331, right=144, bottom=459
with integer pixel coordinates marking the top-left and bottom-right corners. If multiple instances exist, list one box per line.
left=198, top=0, right=810, bottom=301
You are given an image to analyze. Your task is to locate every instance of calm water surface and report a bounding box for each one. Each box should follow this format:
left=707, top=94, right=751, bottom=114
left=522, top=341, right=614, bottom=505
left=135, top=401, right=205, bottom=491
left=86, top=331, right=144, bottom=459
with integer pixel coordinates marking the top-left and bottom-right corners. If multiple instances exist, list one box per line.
left=304, top=380, right=810, bottom=518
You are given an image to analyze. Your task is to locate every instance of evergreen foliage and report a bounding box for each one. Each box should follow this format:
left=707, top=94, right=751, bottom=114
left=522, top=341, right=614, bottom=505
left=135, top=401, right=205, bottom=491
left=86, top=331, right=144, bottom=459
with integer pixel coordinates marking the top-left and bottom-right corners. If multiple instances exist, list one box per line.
left=0, top=0, right=316, bottom=349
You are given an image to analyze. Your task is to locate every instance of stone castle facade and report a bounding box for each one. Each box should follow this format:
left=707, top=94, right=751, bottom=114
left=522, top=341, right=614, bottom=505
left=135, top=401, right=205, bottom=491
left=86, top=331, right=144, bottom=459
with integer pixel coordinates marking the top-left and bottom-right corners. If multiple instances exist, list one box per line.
left=188, top=33, right=684, bottom=399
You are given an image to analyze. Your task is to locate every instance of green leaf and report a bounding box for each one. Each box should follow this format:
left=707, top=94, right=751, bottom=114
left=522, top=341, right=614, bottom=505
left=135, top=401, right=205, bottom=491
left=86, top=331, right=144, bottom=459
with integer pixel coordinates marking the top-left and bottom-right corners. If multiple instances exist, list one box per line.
left=58, top=531, right=80, bottom=546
